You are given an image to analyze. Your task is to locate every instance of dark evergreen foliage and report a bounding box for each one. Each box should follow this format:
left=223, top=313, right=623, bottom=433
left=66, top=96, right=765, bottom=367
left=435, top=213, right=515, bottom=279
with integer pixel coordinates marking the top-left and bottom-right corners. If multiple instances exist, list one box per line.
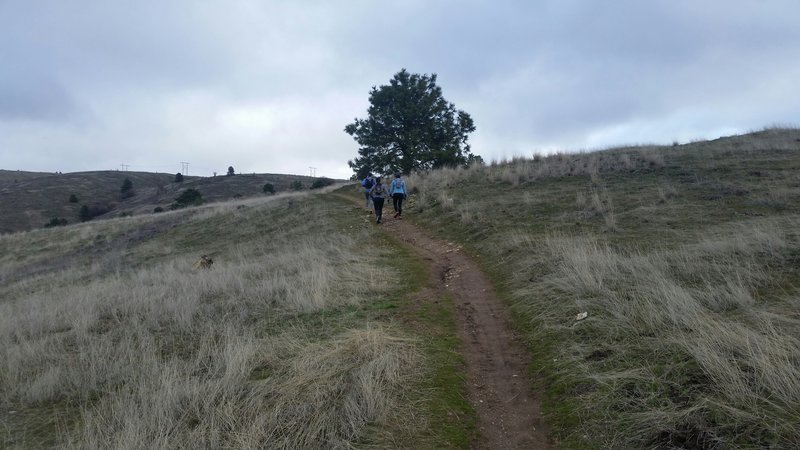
left=345, top=69, right=477, bottom=177
left=170, top=188, right=204, bottom=210
left=120, top=178, right=134, bottom=198
left=310, top=177, right=335, bottom=189
left=44, top=217, right=68, bottom=228
left=79, top=204, right=111, bottom=222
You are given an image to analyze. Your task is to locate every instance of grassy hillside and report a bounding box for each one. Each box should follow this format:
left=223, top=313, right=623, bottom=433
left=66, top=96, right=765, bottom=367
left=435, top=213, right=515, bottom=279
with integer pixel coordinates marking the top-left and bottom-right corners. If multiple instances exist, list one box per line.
left=0, top=189, right=471, bottom=448
left=0, top=171, right=326, bottom=234
left=0, top=170, right=58, bottom=183
left=406, top=127, right=800, bottom=449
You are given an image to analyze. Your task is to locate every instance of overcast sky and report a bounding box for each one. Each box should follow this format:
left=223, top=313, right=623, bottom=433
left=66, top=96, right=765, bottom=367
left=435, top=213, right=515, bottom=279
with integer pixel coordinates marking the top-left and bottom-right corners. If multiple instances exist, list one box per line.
left=2, top=1, right=799, bottom=178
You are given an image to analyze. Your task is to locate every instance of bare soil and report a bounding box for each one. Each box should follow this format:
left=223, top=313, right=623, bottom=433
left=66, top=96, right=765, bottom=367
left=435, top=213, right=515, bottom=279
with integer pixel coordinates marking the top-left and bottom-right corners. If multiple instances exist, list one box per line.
left=357, top=198, right=551, bottom=449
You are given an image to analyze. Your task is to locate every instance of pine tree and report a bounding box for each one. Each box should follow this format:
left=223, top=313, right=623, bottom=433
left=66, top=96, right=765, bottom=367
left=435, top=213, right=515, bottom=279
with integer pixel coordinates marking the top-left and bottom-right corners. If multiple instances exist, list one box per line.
left=345, top=69, right=476, bottom=177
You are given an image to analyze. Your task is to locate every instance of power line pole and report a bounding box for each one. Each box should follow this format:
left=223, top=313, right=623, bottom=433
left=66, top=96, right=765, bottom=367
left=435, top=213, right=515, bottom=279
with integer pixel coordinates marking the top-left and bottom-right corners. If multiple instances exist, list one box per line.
left=309, top=166, right=316, bottom=177
left=120, top=164, right=129, bottom=171
left=180, top=162, right=189, bottom=176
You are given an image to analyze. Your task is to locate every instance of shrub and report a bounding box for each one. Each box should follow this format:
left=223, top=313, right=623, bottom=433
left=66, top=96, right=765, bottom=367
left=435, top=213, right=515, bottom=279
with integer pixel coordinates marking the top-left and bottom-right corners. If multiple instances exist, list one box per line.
left=227, top=166, right=235, bottom=176
left=120, top=178, right=134, bottom=199
left=153, top=206, right=164, bottom=213
left=262, top=183, right=275, bottom=194
left=79, top=204, right=111, bottom=222
left=44, top=217, right=68, bottom=228
left=170, top=188, right=203, bottom=210
left=310, top=177, right=335, bottom=189
left=68, top=194, right=78, bottom=203
left=174, top=173, right=184, bottom=183
left=290, top=180, right=304, bottom=191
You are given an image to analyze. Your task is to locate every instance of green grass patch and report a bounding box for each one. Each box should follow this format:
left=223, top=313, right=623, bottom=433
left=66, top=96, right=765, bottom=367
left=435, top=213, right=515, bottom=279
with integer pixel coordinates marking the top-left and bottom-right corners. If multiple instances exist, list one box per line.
left=413, top=293, right=477, bottom=449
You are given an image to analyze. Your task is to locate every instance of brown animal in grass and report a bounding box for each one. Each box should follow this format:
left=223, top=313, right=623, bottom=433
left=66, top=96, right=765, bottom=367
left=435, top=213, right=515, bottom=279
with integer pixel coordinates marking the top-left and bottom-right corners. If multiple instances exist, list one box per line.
left=192, top=255, right=214, bottom=270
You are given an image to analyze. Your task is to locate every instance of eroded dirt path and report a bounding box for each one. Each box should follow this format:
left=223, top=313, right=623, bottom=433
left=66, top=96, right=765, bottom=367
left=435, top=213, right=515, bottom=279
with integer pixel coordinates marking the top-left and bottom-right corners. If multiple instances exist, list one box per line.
left=344, top=195, right=551, bottom=449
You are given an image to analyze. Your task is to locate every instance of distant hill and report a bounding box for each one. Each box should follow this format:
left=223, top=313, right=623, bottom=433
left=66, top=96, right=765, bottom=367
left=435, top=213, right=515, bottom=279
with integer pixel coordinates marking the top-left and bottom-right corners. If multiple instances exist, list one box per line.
left=0, top=169, right=59, bottom=183
left=0, top=170, right=331, bottom=234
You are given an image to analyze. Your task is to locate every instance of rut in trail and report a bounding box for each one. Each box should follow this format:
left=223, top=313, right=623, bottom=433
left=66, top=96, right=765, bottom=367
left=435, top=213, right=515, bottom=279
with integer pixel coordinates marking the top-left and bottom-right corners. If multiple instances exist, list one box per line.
left=349, top=196, right=551, bottom=449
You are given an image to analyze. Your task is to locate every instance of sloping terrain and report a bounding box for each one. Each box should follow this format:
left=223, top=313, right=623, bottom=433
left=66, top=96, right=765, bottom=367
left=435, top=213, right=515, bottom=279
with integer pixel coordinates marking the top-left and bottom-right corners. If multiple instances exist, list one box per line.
left=0, top=170, right=58, bottom=183
left=5, top=128, right=799, bottom=449
left=406, top=127, right=800, bottom=448
left=0, top=171, right=324, bottom=234
left=0, top=189, right=472, bottom=448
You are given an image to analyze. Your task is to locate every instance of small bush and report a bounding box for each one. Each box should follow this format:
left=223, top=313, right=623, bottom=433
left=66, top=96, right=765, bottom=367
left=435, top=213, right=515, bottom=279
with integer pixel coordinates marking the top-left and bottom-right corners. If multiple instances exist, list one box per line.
left=174, top=173, right=184, bottom=183
left=227, top=166, right=235, bottom=176
left=310, top=177, right=335, bottom=189
left=262, top=183, right=275, bottom=194
left=467, top=154, right=485, bottom=166
left=120, top=178, right=134, bottom=199
left=290, top=180, right=304, bottom=191
left=170, top=188, right=203, bottom=210
left=44, top=217, right=68, bottom=228
left=79, top=204, right=111, bottom=222
left=153, top=206, right=164, bottom=213
left=68, top=194, right=78, bottom=203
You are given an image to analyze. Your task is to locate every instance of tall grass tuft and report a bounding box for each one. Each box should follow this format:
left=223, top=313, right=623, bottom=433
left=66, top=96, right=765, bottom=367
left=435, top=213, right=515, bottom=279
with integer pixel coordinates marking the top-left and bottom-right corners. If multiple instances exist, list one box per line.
left=529, top=218, right=800, bottom=447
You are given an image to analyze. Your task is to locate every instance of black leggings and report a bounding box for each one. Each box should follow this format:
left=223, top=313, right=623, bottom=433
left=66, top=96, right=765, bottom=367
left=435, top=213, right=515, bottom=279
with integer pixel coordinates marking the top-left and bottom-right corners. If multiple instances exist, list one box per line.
left=392, top=193, right=404, bottom=214
left=372, top=197, right=384, bottom=219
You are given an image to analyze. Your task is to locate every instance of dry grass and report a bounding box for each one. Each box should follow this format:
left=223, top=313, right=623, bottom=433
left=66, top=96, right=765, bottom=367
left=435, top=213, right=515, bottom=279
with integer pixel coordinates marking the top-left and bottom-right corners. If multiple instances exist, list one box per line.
left=406, top=127, right=800, bottom=448
left=66, top=326, right=418, bottom=449
left=407, top=142, right=665, bottom=217
left=0, top=191, right=421, bottom=448
left=537, top=218, right=800, bottom=447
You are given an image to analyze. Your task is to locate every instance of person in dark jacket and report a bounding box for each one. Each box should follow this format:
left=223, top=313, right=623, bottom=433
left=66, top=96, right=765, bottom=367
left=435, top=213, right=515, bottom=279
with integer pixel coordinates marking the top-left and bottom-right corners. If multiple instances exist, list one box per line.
left=361, top=173, right=375, bottom=209
left=369, top=177, right=388, bottom=224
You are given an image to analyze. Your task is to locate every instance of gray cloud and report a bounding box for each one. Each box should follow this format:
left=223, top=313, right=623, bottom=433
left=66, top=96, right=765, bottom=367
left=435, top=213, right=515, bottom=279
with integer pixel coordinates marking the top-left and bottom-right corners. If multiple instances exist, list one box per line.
left=1, top=0, right=799, bottom=177
left=0, top=72, right=75, bottom=121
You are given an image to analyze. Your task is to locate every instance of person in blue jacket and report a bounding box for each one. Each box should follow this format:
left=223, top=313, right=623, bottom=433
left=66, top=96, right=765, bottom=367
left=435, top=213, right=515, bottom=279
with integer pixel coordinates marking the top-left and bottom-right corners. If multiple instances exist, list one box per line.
left=389, top=173, right=407, bottom=218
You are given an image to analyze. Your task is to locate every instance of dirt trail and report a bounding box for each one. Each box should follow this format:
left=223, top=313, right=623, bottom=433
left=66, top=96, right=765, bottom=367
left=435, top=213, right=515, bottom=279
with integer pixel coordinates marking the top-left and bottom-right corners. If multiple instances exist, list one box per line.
left=345, top=195, right=551, bottom=449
